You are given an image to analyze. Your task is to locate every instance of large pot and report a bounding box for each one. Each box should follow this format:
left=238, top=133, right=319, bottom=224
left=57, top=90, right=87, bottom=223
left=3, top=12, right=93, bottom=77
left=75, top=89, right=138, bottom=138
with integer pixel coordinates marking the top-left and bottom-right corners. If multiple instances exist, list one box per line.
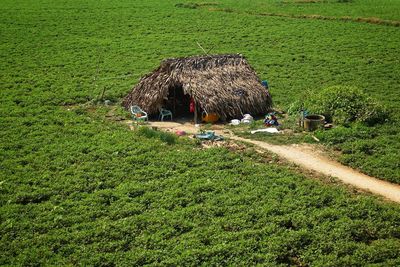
left=303, top=114, right=325, bottom=131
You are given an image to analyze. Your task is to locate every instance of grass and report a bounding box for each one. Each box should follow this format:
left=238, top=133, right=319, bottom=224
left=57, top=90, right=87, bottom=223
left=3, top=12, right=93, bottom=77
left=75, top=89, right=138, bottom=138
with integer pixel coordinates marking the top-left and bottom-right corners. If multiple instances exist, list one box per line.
left=201, top=0, right=400, bottom=21
left=231, top=120, right=318, bottom=146
left=233, top=118, right=400, bottom=183
left=1, top=0, right=400, bottom=265
left=2, top=106, right=400, bottom=265
left=315, top=123, right=400, bottom=182
left=233, top=85, right=399, bottom=183
left=135, top=126, right=178, bottom=145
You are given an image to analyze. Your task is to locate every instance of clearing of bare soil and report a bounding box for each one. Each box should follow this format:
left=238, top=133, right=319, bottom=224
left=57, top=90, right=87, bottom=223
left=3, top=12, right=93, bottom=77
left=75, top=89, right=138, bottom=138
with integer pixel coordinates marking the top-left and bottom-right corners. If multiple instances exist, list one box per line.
left=128, top=121, right=400, bottom=203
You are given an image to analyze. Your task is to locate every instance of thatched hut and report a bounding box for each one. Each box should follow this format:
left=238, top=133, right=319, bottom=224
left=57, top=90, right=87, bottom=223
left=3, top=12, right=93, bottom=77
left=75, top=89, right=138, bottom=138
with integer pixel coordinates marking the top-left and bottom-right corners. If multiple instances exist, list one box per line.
left=122, top=54, right=272, bottom=121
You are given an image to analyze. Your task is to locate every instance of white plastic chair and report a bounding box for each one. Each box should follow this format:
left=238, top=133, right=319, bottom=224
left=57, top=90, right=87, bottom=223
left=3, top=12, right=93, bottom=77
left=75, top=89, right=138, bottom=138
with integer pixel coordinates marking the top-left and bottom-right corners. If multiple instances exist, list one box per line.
left=130, top=105, right=148, bottom=122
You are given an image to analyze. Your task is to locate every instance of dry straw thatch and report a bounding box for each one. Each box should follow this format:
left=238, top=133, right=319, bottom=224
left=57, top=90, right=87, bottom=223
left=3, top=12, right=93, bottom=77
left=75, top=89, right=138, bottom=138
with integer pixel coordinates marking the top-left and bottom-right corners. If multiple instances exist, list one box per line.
left=122, top=54, right=272, bottom=119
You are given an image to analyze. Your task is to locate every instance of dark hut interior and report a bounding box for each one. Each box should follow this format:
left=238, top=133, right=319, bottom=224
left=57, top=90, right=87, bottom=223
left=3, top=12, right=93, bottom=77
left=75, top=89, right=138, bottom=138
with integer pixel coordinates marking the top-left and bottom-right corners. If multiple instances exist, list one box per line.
left=165, top=85, right=191, bottom=118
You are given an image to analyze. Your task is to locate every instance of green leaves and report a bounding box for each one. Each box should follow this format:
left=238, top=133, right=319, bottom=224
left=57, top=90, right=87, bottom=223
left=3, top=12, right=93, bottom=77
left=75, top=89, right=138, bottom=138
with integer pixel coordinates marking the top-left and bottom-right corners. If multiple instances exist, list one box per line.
left=135, top=126, right=177, bottom=145
left=314, top=123, right=400, bottom=182
left=305, top=86, right=389, bottom=125
left=1, top=0, right=400, bottom=265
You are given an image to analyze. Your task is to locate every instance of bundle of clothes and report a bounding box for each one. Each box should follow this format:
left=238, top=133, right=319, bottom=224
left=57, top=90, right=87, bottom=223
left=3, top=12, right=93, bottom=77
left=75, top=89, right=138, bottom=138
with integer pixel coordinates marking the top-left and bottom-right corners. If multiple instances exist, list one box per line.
left=230, top=114, right=254, bottom=125
left=264, top=112, right=279, bottom=127
left=230, top=113, right=279, bottom=126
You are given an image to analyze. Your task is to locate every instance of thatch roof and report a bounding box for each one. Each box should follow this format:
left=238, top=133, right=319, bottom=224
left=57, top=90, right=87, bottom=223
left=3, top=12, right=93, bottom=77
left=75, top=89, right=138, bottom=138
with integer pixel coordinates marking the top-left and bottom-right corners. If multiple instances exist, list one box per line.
left=122, top=54, right=272, bottom=119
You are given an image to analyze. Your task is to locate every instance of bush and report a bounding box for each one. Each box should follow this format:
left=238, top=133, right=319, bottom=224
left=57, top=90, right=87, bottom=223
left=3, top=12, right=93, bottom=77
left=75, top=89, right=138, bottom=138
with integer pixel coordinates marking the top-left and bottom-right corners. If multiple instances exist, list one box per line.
left=158, top=131, right=177, bottom=145
left=302, top=86, right=388, bottom=126
left=136, top=126, right=177, bottom=145
left=136, top=126, right=158, bottom=139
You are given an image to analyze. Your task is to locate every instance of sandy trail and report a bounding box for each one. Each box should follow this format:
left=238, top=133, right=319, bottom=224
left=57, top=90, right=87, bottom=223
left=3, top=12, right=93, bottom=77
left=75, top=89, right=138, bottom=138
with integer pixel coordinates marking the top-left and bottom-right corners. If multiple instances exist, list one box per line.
left=136, top=121, right=400, bottom=203
left=231, top=136, right=400, bottom=203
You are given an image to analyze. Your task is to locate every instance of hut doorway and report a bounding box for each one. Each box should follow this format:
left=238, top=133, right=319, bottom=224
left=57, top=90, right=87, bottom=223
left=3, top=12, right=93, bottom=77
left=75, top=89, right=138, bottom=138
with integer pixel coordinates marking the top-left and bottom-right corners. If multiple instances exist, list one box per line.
left=166, top=85, right=192, bottom=119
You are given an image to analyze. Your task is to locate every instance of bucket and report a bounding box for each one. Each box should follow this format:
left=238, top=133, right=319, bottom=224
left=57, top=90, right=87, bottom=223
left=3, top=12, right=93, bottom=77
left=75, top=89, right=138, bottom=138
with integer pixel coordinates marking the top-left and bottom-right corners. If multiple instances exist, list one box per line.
left=303, top=114, right=325, bottom=131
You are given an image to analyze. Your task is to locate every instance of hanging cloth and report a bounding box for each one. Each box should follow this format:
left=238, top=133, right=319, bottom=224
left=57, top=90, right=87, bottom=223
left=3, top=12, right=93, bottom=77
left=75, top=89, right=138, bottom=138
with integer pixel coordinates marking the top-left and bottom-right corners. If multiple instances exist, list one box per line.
left=189, top=98, right=195, bottom=113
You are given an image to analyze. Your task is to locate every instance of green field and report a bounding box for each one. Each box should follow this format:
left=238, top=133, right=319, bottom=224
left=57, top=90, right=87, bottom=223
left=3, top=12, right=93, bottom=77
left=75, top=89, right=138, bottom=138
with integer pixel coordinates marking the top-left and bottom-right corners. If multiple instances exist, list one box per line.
left=207, top=0, right=400, bottom=21
left=1, top=0, right=400, bottom=265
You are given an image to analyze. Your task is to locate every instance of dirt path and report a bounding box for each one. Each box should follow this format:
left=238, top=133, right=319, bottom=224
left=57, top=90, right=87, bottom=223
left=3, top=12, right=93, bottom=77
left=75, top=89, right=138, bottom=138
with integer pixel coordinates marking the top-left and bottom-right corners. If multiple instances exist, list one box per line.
left=230, top=136, right=400, bottom=203
left=139, top=121, right=400, bottom=203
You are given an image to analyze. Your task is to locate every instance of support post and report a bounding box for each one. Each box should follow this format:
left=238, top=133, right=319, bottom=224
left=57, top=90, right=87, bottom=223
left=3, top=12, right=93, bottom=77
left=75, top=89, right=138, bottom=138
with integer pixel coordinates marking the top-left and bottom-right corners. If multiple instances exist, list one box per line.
left=173, top=87, right=176, bottom=115
left=194, top=102, right=198, bottom=124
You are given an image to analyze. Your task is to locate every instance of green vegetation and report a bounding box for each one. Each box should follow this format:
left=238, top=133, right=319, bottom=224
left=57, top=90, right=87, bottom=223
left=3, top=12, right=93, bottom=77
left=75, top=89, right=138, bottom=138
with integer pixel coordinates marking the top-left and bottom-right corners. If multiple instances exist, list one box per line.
left=235, top=118, right=400, bottom=183
left=1, top=0, right=400, bottom=265
left=315, top=123, right=400, bottom=183
left=239, top=84, right=399, bottom=182
left=2, top=109, right=400, bottom=265
left=290, top=86, right=389, bottom=125
left=136, top=126, right=178, bottom=145
left=300, top=86, right=398, bottom=182
left=200, top=0, right=400, bottom=21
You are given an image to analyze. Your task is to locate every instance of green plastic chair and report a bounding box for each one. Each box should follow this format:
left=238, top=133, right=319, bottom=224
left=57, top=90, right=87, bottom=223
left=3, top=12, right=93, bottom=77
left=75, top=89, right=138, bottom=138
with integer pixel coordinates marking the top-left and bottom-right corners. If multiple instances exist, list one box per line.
left=159, top=108, right=172, bottom=121
left=130, top=105, right=148, bottom=122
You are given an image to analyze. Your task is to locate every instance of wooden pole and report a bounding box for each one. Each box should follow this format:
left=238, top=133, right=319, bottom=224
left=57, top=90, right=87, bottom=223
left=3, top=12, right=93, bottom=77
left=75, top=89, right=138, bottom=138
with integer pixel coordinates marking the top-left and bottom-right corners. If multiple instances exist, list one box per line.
left=194, top=102, right=198, bottom=124
left=196, top=42, right=209, bottom=56
left=173, top=87, right=176, bottom=115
